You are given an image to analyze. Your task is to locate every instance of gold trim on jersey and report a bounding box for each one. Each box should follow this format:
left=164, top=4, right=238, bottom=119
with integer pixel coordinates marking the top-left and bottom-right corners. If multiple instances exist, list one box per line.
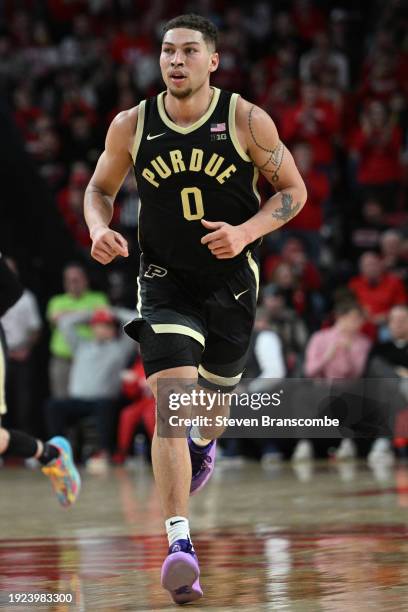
left=0, top=340, right=6, bottom=416
left=131, top=100, right=146, bottom=163
left=198, top=365, right=242, bottom=387
left=136, top=274, right=142, bottom=316
left=247, top=251, right=260, bottom=299
left=252, top=166, right=261, bottom=205
left=151, top=324, right=205, bottom=347
left=157, top=87, right=221, bottom=134
left=228, top=93, right=252, bottom=162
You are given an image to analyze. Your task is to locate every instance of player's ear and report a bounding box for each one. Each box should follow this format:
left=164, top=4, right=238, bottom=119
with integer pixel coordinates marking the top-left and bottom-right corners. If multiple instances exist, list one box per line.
left=209, top=52, right=219, bottom=73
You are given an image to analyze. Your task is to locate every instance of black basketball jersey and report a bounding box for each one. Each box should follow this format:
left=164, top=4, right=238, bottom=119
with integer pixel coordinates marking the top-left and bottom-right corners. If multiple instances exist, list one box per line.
left=132, top=87, right=260, bottom=274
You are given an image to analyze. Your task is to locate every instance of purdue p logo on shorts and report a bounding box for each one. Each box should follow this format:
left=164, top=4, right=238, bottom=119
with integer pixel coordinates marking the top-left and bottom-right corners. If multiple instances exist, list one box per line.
left=144, top=264, right=168, bottom=278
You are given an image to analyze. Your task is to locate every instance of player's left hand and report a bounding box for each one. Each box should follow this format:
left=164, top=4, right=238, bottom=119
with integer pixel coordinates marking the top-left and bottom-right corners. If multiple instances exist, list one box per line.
left=200, top=219, right=249, bottom=259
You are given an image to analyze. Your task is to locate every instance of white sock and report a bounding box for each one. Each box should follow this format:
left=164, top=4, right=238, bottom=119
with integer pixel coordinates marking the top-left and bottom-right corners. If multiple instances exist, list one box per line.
left=165, top=516, right=193, bottom=548
left=190, top=425, right=212, bottom=447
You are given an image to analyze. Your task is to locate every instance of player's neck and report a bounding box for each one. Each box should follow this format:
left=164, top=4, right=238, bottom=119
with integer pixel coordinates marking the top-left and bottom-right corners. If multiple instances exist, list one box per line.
left=164, top=84, right=214, bottom=128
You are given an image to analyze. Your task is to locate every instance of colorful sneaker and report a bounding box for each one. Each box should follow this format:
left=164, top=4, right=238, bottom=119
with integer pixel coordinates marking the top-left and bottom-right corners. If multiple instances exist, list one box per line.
left=41, top=436, right=81, bottom=507
left=161, top=539, right=203, bottom=604
left=189, top=437, right=216, bottom=496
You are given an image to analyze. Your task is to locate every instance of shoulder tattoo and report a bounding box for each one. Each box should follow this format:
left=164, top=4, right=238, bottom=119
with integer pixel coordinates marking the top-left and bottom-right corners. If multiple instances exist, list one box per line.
left=248, top=105, right=285, bottom=182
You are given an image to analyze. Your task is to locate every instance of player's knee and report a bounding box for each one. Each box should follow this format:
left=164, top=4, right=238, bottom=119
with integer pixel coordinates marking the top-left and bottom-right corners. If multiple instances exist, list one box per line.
left=150, top=370, right=197, bottom=437
left=147, top=365, right=198, bottom=399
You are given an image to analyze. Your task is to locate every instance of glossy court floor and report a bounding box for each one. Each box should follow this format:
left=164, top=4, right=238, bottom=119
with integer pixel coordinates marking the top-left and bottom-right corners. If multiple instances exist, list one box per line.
left=1, top=460, right=408, bottom=611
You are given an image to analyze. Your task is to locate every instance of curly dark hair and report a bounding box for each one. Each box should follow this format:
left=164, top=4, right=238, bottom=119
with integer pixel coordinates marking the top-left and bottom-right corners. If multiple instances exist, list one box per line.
left=162, top=14, right=218, bottom=50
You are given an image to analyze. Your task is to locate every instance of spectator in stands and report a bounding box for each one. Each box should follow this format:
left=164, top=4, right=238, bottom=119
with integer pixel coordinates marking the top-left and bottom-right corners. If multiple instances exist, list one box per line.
left=246, top=307, right=286, bottom=467
left=57, top=162, right=93, bottom=248
left=222, top=307, right=286, bottom=467
left=1, top=258, right=42, bottom=432
left=349, top=199, right=389, bottom=261
left=280, top=81, right=340, bottom=169
left=45, top=307, right=135, bottom=473
left=367, top=305, right=408, bottom=462
left=262, top=284, right=308, bottom=373
left=295, top=301, right=371, bottom=462
left=63, top=113, right=99, bottom=164
left=245, top=306, right=287, bottom=391
left=46, top=264, right=108, bottom=398
left=291, top=0, right=327, bottom=43
left=263, top=237, right=321, bottom=291
left=114, top=357, right=155, bottom=464
left=285, top=141, right=331, bottom=259
left=300, top=32, right=349, bottom=90
left=263, top=238, right=324, bottom=328
left=349, top=251, right=407, bottom=327
left=380, top=229, right=408, bottom=283
left=349, top=100, right=403, bottom=206
left=304, top=301, right=370, bottom=380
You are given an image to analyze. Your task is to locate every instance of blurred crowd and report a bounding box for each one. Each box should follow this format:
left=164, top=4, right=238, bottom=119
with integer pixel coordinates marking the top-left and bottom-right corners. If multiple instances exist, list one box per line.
left=1, top=0, right=407, bottom=471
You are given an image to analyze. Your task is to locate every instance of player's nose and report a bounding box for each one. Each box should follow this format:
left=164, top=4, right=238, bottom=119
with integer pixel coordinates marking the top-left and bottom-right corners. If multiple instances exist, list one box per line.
left=171, top=51, right=185, bottom=66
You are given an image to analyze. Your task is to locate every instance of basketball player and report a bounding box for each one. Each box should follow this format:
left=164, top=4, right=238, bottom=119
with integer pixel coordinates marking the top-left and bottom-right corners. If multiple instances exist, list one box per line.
left=0, top=253, right=80, bottom=507
left=84, top=14, right=306, bottom=603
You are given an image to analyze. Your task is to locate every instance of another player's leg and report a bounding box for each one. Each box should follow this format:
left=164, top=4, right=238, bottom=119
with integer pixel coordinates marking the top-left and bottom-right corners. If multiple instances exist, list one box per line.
left=148, top=366, right=203, bottom=604
left=0, top=427, right=80, bottom=507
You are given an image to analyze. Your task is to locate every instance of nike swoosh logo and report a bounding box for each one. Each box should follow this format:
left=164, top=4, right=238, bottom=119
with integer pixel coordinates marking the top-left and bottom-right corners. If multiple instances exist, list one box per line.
left=169, top=519, right=185, bottom=526
left=147, top=132, right=166, bottom=140
left=234, top=289, right=249, bottom=300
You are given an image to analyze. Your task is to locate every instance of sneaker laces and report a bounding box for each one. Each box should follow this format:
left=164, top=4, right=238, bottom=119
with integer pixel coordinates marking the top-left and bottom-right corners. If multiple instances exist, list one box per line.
left=191, top=451, right=212, bottom=477
left=42, top=458, right=70, bottom=495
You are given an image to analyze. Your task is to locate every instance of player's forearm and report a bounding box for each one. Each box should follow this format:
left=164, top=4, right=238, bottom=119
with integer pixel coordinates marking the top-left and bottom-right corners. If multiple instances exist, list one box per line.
left=84, top=185, right=115, bottom=238
left=240, top=186, right=307, bottom=243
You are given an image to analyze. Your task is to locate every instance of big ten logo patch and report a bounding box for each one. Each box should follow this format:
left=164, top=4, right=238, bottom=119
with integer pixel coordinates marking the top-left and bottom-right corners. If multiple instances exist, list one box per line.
left=144, top=264, right=168, bottom=278
left=211, top=133, right=227, bottom=142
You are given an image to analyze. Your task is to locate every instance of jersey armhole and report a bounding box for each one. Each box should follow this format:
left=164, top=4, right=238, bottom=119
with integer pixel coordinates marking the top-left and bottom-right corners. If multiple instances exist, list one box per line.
left=131, top=100, right=146, bottom=164
left=228, top=93, right=252, bottom=163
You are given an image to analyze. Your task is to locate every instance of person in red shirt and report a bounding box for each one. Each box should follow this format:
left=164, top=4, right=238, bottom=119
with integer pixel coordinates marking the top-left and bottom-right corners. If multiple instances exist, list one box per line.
left=349, top=100, right=403, bottom=206
left=349, top=251, right=407, bottom=326
left=263, top=237, right=321, bottom=291
left=114, top=358, right=155, bottom=463
left=284, top=142, right=330, bottom=259
left=280, top=82, right=340, bottom=167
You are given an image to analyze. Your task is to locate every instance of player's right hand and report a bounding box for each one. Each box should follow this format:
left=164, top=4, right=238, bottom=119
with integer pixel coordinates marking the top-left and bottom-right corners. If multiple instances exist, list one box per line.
left=90, top=226, right=129, bottom=265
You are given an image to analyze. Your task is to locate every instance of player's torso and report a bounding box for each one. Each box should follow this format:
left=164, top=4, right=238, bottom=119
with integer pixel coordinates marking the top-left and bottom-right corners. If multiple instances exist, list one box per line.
left=133, top=87, right=260, bottom=274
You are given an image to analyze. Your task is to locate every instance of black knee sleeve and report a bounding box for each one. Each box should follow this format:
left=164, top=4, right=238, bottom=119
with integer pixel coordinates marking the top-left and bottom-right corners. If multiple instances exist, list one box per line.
left=2, top=429, right=38, bottom=458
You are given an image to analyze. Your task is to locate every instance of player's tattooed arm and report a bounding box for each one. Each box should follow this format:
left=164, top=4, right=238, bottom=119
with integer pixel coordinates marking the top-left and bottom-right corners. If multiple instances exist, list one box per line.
left=271, top=193, right=302, bottom=222
left=233, top=98, right=307, bottom=241
left=248, top=105, right=285, bottom=182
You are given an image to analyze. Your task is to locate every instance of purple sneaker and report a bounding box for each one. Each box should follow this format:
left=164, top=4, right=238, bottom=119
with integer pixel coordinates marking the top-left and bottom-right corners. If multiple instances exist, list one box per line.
left=161, top=539, right=203, bottom=604
left=189, top=437, right=216, bottom=496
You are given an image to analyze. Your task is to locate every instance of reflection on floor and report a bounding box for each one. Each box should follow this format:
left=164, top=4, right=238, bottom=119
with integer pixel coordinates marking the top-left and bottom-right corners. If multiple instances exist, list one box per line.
left=1, top=460, right=408, bottom=611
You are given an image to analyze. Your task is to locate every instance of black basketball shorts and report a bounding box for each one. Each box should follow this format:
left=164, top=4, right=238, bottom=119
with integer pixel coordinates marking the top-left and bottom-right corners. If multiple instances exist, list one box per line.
left=124, top=251, right=259, bottom=390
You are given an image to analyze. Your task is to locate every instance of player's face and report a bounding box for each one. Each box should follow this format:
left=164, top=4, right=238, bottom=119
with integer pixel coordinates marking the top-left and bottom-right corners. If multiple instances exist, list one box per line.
left=160, top=28, right=219, bottom=99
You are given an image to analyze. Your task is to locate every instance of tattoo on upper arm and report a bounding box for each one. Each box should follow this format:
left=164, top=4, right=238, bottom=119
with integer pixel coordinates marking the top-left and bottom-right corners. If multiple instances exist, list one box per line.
left=248, top=105, right=285, bottom=182
left=271, top=193, right=301, bottom=222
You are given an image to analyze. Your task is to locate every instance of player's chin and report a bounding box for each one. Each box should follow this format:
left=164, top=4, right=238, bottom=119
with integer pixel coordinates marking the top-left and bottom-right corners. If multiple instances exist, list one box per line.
left=168, top=85, right=193, bottom=99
